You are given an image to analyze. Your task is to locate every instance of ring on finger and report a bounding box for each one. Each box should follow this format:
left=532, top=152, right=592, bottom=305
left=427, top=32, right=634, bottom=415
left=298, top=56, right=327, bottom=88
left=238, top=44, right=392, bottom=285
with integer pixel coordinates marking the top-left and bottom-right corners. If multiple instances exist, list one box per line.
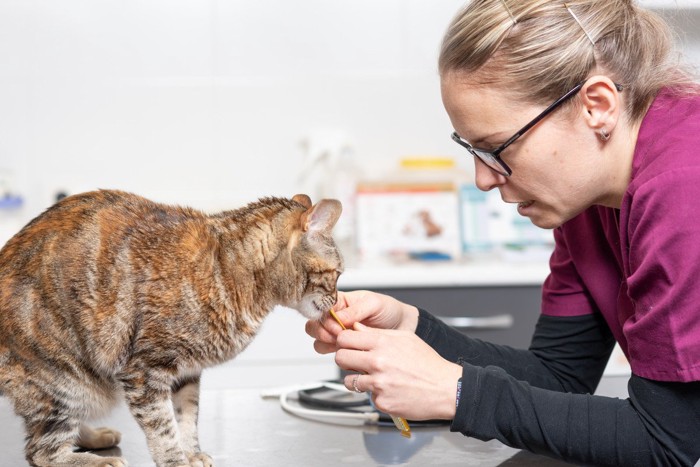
left=352, top=374, right=363, bottom=393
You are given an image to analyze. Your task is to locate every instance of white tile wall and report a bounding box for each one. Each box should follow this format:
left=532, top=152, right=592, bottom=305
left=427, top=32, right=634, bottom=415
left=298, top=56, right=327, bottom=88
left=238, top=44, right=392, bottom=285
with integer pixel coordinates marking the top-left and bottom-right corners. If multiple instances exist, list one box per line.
left=0, top=0, right=467, bottom=220
left=1, top=1, right=697, bottom=218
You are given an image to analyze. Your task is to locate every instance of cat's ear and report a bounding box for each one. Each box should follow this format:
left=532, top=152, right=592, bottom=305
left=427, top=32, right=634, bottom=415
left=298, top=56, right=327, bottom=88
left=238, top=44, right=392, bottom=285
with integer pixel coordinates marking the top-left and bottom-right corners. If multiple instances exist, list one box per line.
left=292, top=194, right=312, bottom=209
left=301, top=199, right=342, bottom=234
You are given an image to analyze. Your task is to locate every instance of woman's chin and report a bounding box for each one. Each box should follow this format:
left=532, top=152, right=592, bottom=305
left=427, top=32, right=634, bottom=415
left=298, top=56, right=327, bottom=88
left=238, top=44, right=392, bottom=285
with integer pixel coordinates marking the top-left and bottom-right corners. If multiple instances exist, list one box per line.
left=527, top=210, right=565, bottom=230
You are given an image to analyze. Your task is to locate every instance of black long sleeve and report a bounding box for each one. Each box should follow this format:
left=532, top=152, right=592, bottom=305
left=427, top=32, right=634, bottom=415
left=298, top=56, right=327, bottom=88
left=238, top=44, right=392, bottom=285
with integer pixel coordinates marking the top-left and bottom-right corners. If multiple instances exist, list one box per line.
left=416, top=308, right=615, bottom=393
left=415, top=309, right=700, bottom=466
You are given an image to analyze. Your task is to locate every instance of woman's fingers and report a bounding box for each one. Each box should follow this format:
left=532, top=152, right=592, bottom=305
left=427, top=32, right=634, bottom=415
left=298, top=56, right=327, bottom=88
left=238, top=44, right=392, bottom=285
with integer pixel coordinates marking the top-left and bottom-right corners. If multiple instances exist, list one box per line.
left=334, top=291, right=350, bottom=311
left=334, top=326, right=385, bottom=373
left=313, top=340, right=338, bottom=355
left=335, top=347, right=369, bottom=373
left=305, top=315, right=343, bottom=340
left=344, top=372, right=371, bottom=394
left=332, top=290, right=400, bottom=330
left=336, top=324, right=380, bottom=351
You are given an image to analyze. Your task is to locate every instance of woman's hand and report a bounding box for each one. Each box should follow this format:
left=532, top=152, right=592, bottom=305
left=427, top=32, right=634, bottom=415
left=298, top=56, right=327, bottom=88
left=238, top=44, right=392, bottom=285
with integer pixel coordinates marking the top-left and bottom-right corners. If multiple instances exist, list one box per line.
left=305, top=290, right=419, bottom=355
left=336, top=323, right=463, bottom=421
left=305, top=290, right=461, bottom=420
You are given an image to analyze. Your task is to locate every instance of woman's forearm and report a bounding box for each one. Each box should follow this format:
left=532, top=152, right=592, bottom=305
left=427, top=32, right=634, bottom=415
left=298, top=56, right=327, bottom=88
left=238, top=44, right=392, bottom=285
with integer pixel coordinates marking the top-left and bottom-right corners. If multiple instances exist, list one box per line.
left=415, top=309, right=613, bottom=393
left=451, top=365, right=699, bottom=466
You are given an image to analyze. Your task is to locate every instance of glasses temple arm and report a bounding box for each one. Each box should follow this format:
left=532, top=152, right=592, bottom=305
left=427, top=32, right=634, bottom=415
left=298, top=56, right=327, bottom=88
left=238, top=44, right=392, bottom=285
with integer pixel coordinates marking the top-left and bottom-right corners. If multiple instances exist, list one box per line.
left=495, top=82, right=585, bottom=154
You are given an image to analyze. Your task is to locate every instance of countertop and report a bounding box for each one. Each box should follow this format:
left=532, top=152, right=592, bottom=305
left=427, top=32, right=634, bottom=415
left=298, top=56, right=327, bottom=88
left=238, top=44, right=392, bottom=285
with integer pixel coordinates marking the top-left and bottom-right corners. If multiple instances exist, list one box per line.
left=337, top=254, right=552, bottom=289
left=0, top=376, right=630, bottom=466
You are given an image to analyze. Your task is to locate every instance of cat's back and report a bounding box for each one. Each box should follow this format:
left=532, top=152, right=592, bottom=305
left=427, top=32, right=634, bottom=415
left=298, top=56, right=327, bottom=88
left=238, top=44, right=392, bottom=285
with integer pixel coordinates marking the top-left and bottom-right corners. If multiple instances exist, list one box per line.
left=0, top=189, right=204, bottom=272
left=0, top=190, right=215, bottom=369
left=0, top=190, right=211, bottom=326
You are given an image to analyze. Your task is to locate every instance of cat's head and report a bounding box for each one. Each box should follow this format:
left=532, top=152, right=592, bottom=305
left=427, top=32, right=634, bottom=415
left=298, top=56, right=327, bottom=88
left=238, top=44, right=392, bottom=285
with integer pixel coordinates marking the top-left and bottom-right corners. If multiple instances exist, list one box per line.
left=285, top=194, right=344, bottom=321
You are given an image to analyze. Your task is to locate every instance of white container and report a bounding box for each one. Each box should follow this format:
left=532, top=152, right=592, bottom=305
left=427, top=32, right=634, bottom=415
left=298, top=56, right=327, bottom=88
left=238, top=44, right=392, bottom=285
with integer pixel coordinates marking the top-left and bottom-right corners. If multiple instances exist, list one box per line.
left=459, top=183, right=554, bottom=260
left=459, top=184, right=493, bottom=253
left=355, top=157, right=466, bottom=260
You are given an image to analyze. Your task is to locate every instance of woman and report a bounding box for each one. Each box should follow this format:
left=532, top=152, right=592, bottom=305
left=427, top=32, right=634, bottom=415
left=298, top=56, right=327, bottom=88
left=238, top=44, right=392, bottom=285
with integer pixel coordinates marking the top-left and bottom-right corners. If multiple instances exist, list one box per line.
left=307, top=0, right=700, bottom=465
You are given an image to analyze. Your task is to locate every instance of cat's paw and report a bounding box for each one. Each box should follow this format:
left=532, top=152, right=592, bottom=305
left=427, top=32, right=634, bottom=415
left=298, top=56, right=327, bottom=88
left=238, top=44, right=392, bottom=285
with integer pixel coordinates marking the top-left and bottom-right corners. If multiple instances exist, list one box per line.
left=187, top=451, right=214, bottom=467
left=34, top=450, right=127, bottom=466
left=95, top=458, right=128, bottom=467
left=77, top=425, right=122, bottom=450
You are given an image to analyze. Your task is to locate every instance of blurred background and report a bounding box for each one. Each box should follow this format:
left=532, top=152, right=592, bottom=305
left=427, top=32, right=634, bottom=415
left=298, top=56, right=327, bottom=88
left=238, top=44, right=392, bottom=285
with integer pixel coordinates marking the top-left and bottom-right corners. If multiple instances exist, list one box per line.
left=0, top=1, right=467, bottom=231
left=1, top=0, right=698, bottom=387
left=1, top=1, right=699, bottom=251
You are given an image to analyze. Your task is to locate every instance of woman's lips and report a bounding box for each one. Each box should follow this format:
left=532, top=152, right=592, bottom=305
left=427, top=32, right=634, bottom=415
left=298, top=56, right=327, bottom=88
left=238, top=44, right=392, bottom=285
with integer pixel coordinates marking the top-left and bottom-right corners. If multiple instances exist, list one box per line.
left=517, top=200, right=534, bottom=215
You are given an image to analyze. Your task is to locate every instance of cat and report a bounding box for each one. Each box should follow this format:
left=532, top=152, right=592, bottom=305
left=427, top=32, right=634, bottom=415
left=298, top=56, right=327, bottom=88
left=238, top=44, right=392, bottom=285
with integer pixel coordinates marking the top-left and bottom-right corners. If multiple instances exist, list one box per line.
left=0, top=189, right=343, bottom=467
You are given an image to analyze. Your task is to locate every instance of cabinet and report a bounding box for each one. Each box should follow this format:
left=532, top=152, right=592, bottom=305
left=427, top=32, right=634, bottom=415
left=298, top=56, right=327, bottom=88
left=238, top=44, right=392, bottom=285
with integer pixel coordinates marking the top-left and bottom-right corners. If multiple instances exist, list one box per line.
left=338, top=259, right=550, bottom=350
left=356, top=285, right=542, bottom=350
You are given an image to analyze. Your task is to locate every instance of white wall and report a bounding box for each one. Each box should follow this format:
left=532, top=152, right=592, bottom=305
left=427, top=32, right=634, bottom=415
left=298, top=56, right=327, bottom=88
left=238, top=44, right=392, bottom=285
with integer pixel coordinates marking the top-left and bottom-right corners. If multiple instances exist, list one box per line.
left=0, top=0, right=469, bottom=222
left=1, top=1, right=699, bottom=220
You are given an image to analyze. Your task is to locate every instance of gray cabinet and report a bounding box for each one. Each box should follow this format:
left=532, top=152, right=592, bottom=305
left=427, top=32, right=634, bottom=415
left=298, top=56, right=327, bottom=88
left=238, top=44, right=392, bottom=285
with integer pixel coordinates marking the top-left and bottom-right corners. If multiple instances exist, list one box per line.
left=343, top=284, right=542, bottom=349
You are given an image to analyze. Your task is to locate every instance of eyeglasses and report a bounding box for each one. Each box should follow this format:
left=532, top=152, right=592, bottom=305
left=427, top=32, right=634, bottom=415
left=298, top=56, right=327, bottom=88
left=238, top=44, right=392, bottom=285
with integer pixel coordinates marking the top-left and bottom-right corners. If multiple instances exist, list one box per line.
left=451, top=82, right=622, bottom=177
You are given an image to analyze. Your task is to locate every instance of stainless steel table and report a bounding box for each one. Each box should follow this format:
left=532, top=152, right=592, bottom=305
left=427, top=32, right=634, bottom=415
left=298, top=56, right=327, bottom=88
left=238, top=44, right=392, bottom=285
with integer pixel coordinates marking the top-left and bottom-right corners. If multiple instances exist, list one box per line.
left=1, top=376, right=629, bottom=466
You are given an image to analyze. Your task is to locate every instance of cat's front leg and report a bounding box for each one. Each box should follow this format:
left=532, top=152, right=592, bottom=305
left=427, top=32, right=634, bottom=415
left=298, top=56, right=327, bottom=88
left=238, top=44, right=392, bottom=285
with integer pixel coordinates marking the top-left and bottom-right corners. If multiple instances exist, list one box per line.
left=119, top=368, right=190, bottom=467
left=172, top=375, right=213, bottom=466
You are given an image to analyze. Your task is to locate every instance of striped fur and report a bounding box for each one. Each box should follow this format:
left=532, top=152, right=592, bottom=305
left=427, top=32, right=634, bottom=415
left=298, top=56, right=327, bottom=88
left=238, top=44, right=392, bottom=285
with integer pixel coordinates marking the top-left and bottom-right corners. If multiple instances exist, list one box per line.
left=0, top=190, right=343, bottom=467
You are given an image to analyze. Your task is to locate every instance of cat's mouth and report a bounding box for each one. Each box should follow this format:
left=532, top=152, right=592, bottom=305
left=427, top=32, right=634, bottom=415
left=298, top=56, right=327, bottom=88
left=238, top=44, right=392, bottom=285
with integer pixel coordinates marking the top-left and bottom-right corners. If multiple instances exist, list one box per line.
left=312, top=296, right=335, bottom=315
left=297, top=293, right=337, bottom=321
left=313, top=301, right=330, bottom=314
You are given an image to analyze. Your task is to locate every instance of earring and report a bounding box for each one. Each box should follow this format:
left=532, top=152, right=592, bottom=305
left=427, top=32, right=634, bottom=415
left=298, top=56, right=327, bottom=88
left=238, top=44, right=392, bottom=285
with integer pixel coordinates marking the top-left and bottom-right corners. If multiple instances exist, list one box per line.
left=599, top=129, right=610, bottom=141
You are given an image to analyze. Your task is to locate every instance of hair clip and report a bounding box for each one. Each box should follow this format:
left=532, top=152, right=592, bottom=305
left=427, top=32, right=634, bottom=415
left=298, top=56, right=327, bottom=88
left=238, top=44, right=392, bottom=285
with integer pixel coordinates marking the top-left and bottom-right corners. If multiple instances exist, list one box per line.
left=499, top=0, right=517, bottom=25
left=564, top=3, right=596, bottom=46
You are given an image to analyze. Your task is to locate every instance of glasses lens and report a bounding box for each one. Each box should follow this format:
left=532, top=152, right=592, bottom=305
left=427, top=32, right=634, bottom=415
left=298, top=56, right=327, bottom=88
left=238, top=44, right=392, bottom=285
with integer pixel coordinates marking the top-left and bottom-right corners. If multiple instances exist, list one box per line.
left=451, top=132, right=510, bottom=176
left=470, top=148, right=509, bottom=176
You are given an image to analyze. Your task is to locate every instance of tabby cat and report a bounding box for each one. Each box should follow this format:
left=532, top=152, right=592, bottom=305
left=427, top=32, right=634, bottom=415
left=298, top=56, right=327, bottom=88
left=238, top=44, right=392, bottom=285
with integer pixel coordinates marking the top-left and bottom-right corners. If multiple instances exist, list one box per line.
left=0, top=189, right=343, bottom=467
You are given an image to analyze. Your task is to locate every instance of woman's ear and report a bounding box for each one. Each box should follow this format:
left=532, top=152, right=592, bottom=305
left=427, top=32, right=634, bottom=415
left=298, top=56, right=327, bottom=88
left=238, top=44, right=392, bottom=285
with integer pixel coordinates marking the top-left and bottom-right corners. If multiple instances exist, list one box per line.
left=581, top=76, right=621, bottom=136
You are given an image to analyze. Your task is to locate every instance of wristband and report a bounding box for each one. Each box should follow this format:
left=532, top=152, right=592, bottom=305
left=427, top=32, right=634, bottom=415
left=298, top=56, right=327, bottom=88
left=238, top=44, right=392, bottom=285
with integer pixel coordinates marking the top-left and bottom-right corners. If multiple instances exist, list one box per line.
left=456, top=378, right=462, bottom=408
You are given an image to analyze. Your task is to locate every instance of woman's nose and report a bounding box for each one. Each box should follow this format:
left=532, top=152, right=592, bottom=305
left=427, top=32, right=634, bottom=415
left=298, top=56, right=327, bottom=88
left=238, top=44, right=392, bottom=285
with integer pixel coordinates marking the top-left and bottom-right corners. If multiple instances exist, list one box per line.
left=474, top=158, right=507, bottom=191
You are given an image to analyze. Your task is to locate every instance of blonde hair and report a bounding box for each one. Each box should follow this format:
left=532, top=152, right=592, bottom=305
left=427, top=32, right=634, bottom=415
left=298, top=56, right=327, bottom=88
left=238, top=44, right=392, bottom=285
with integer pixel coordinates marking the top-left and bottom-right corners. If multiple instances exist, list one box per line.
left=439, top=0, right=697, bottom=123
